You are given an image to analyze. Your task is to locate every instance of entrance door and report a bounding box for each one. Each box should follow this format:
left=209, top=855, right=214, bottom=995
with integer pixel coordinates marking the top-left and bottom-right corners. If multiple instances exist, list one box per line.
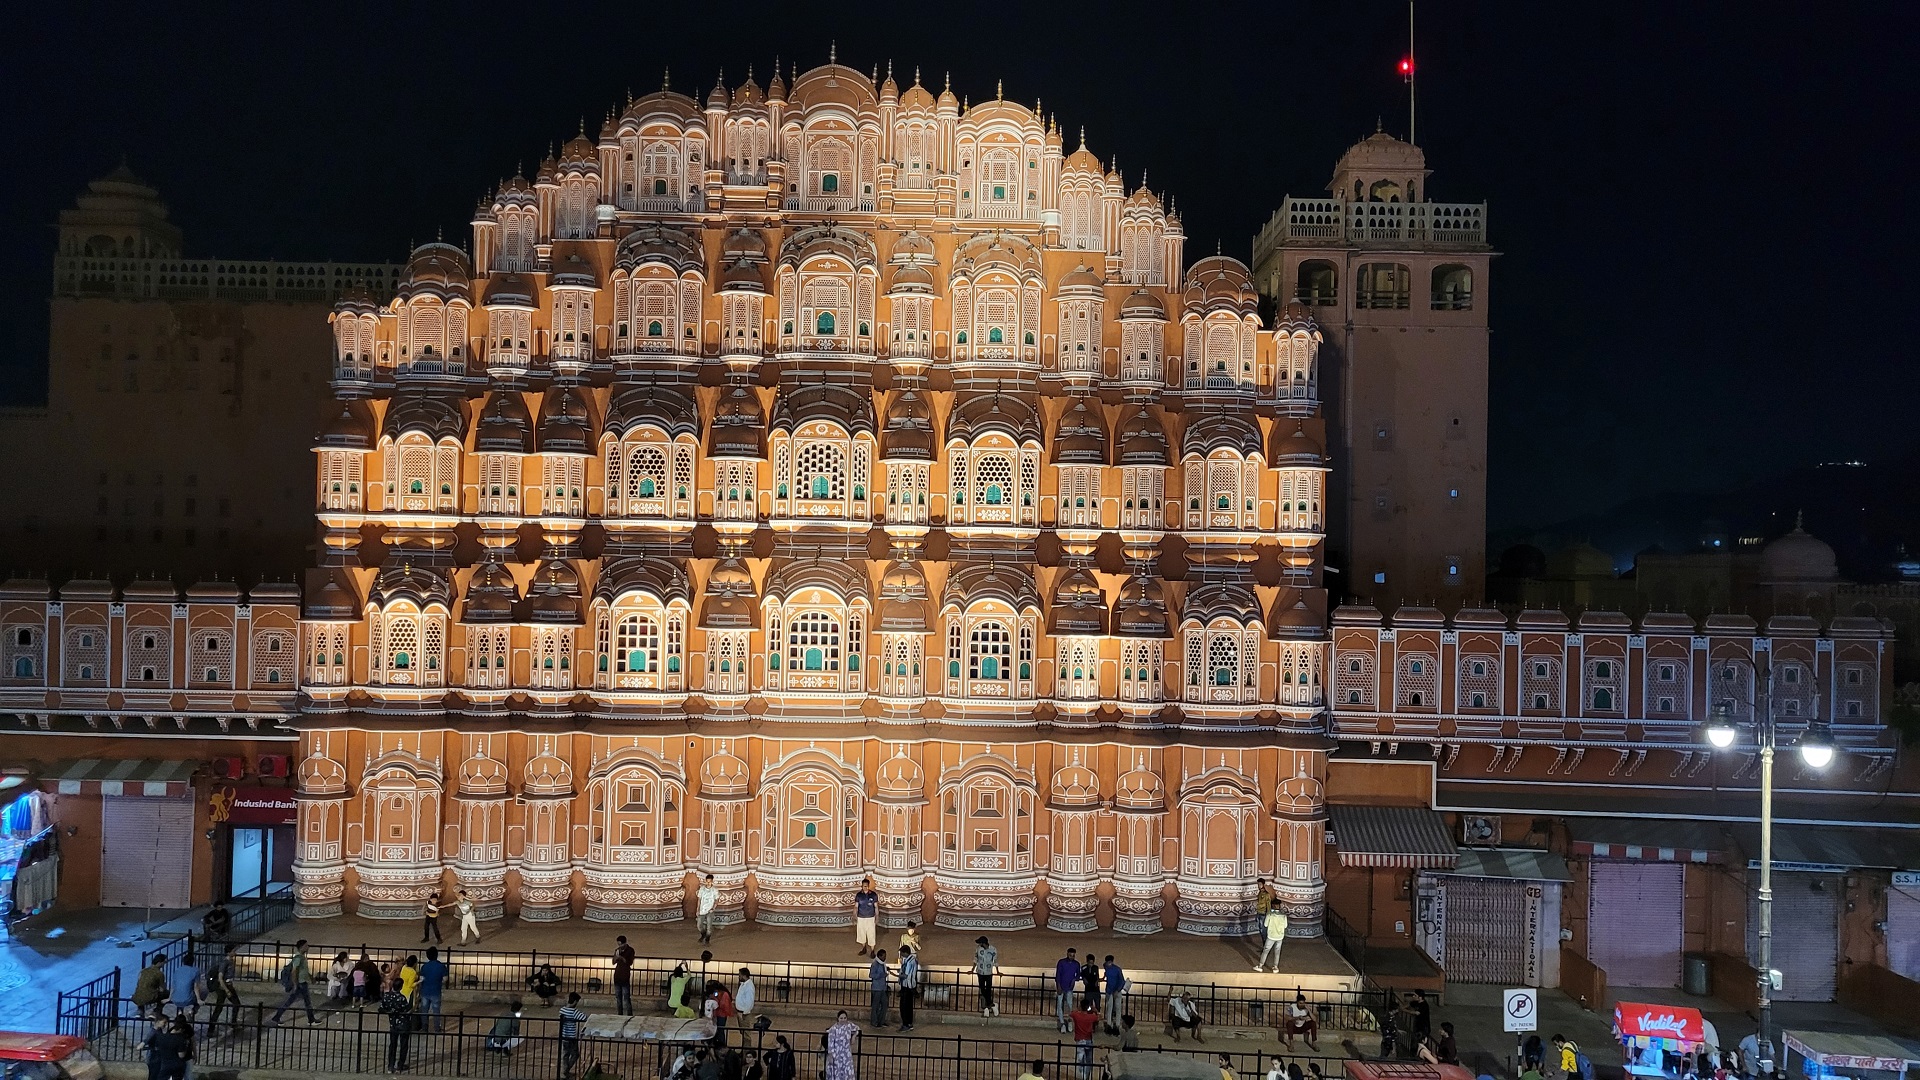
left=101, top=796, right=194, bottom=909
left=1588, top=861, right=1685, bottom=987
left=1748, top=871, right=1840, bottom=1002
left=1885, top=875, right=1919, bottom=981
left=230, top=828, right=267, bottom=899
left=1442, top=877, right=1529, bottom=984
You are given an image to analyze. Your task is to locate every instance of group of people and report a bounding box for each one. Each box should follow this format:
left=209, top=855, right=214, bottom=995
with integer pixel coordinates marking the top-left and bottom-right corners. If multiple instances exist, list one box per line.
left=418, top=889, right=483, bottom=945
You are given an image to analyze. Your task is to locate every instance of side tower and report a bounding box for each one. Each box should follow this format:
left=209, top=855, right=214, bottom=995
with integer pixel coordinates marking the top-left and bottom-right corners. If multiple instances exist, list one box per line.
left=1253, top=130, right=1491, bottom=608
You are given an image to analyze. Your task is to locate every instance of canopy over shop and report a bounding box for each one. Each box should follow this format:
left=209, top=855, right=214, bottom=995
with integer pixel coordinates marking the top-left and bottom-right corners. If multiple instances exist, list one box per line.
left=1781, top=1031, right=1920, bottom=1079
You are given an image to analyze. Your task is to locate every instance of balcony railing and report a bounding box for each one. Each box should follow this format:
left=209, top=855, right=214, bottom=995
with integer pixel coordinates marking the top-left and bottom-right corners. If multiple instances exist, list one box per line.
left=1256, top=198, right=1488, bottom=250
left=54, top=257, right=401, bottom=302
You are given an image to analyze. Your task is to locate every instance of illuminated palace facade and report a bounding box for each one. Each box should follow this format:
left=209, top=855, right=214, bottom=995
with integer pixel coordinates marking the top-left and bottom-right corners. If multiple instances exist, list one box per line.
left=291, top=63, right=1336, bottom=933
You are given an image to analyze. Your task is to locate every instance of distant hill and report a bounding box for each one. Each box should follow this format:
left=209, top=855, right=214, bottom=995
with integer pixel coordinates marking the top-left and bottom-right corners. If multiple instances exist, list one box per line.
left=1492, top=440, right=1920, bottom=582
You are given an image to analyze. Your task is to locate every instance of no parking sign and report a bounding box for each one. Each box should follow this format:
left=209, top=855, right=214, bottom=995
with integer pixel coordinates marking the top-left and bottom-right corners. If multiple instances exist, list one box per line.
left=1503, top=988, right=1538, bottom=1033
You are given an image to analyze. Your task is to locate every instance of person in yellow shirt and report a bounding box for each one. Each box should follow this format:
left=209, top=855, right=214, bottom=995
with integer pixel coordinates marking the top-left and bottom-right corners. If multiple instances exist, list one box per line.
left=899, top=921, right=921, bottom=956
left=1016, top=1060, right=1046, bottom=1080
left=399, top=955, right=421, bottom=1001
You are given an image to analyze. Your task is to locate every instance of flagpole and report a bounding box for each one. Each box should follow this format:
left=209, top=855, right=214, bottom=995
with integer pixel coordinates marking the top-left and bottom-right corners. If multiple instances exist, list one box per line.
left=1408, top=0, right=1417, bottom=146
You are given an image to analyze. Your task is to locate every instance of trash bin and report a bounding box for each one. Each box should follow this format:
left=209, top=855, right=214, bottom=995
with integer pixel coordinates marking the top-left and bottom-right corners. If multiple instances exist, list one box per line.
left=1683, top=953, right=1710, bottom=996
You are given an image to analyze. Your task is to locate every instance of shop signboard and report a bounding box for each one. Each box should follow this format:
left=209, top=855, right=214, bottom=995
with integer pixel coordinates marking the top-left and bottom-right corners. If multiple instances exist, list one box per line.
left=209, top=785, right=297, bottom=826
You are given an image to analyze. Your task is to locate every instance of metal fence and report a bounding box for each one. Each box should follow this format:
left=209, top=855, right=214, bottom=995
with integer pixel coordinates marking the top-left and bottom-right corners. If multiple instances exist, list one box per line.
left=68, top=998, right=1350, bottom=1080
left=53, top=969, right=121, bottom=1041
left=216, top=939, right=1385, bottom=1031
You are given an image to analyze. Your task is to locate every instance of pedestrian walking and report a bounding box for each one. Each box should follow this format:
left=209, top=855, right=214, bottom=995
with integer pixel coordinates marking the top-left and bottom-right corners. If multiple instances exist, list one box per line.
left=972, top=936, right=999, bottom=1017
left=1255, top=905, right=1289, bottom=971
left=853, top=878, right=879, bottom=956
left=1101, top=956, right=1126, bottom=1034
left=168, top=951, right=203, bottom=1024
left=1069, top=997, right=1100, bottom=1080
left=380, top=975, right=413, bottom=1073
left=697, top=874, right=720, bottom=945
left=612, top=935, right=636, bottom=1015
left=734, top=968, right=756, bottom=1035
left=558, top=992, right=588, bottom=1080
left=419, top=947, right=449, bottom=1032
left=896, top=945, right=919, bottom=1032
left=1054, top=948, right=1081, bottom=1032
left=268, top=940, right=320, bottom=1025
left=455, top=889, right=481, bottom=944
left=822, top=1011, right=860, bottom=1080
left=131, top=956, right=169, bottom=1021
left=204, top=946, right=241, bottom=1038
left=417, top=890, right=441, bottom=943
left=867, top=949, right=890, bottom=1028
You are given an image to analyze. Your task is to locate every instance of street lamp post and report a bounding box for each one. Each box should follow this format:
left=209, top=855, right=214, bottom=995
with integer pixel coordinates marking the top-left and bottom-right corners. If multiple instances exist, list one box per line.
left=1705, top=660, right=1835, bottom=1076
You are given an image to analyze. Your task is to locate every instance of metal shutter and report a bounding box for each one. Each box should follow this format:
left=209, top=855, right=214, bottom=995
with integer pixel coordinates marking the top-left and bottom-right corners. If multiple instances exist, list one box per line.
left=1588, top=861, right=1685, bottom=988
left=101, top=796, right=195, bottom=909
left=1747, top=871, right=1839, bottom=1002
left=1442, top=877, right=1529, bottom=984
left=1887, top=878, right=1920, bottom=982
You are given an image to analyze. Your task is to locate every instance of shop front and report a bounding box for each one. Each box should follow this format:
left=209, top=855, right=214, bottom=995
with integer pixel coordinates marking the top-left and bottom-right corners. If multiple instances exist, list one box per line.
left=1417, top=848, right=1570, bottom=986
left=1781, top=1030, right=1920, bottom=1080
left=209, top=785, right=297, bottom=901
left=1569, top=816, right=1726, bottom=990
left=1888, top=871, right=1920, bottom=982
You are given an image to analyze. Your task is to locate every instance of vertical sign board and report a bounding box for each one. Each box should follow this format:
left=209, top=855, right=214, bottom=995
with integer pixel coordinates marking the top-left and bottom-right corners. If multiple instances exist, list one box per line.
left=1504, top=988, right=1538, bottom=1033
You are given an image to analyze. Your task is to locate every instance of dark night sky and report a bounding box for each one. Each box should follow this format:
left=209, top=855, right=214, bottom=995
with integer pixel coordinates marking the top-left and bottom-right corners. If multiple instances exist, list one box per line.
left=3, top=2, right=1914, bottom=531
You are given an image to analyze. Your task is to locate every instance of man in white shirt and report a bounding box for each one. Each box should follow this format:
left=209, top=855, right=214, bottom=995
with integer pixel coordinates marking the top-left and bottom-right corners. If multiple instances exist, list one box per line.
left=734, top=967, right=756, bottom=1034
left=696, top=874, right=720, bottom=945
left=1165, top=990, right=1204, bottom=1043
left=1255, top=906, right=1289, bottom=972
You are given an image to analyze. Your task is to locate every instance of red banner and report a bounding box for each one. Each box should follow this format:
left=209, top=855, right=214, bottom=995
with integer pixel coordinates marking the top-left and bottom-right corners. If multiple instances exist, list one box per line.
left=1614, top=1002, right=1706, bottom=1044
left=210, top=785, right=298, bottom=826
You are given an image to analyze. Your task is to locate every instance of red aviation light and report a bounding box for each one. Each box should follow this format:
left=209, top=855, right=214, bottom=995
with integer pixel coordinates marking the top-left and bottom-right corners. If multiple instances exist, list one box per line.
left=1399, top=57, right=1414, bottom=78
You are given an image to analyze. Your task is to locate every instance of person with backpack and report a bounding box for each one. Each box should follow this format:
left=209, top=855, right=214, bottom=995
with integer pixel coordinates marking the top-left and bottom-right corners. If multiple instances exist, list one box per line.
left=896, top=944, right=919, bottom=1032
left=268, top=940, right=320, bottom=1025
left=1553, top=1035, right=1594, bottom=1080
left=204, top=946, right=241, bottom=1038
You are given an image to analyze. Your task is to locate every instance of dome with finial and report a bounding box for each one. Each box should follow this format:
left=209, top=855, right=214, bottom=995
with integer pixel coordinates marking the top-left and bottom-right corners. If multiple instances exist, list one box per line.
left=875, top=751, right=926, bottom=803
left=475, top=391, right=534, bottom=454
left=1114, top=763, right=1166, bottom=810
left=877, top=559, right=932, bottom=633
left=1269, top=418, right=1324, bottom=465
left=1112, top=574, right=1172, bottom=638
left=1120, top=288, right=1166, bottom=321
left=1762, top=515, right=1840, bottom=584
left=527, top=557, right=584, bottom=624
left=397, top=243, right=473, bottom=302
left=880, top=387, right=936, bottom=461
left=370, top=562, right=452, bottom=610
left=708, top=384, right=767, bottom=460
left=699, top=553, right=759, bottom=630
left=1050, top=759, right=1101, bottom=809
left=1047, top=566, right=1109, bottom=635
left=461, top=557, right=520, bottom=623
left=317, top=399, right=376, bottom=450
left=1117, top=406, right=1171, bottom=468
left=700, top=749, right=751, bottom=797
left=1050, top=396, right=1108, bottom=465
left=536, top=384, right=594, bottom=454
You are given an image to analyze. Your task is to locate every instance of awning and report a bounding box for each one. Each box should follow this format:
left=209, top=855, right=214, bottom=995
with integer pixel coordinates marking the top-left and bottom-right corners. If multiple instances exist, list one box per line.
left=39, top=758, right=197, bottom=798
left=1731, top=824, right=1920, bottom=872
left=1614, top=1001, right=1707, bottom=1045
left=1784, top=1030, right=1920, bottom=1072
left=1440, top=847, right=1572, bottom=882
left=1329, top=804, right=1458, bottom=869
left=1566, top=817, right=1729, bottom=864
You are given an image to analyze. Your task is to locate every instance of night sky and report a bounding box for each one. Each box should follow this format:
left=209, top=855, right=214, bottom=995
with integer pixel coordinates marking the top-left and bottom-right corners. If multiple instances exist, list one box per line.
left=4, top=2, right=1914, bottom=531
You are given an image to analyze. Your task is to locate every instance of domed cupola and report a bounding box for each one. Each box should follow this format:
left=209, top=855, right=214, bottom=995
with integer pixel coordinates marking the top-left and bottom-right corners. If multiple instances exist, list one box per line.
left=1269, top=418, right=1324, bottom=466
left=1112, top=573, right=1172, bottom=638
left=1050, top=395, right=1108, bottom=466
left=317, top=399, right=376, bottom=451
left=699, top=554, right=759, bottom=630
left=875, top=750, right=927, bottom=804
left=475, top=391, right=534, bottom=454
left=880, top=388, right=936, bottom=461
left=1049, top=759, right=1102, bottom=810
left=708, top=384, right=767, bottom=461
left=397, top=243, right=474, bottom=304
left=877, top=558, right=932, bottom=634
left=1761, top=515, right=1841, bottom=584
left=700, top=749, right=751, bottom=799
left=536, top=384, right=595, bottom=455
left=1114, top=763, right=1166, bottom=811
left=1120, top=288, right=1166, bottom=321
left=460, top=556, right=520, bottom=624
left=371, top=562, right=453, bottom=610
left=1046, top=566, right=1109, bottom=636
left=526, top=557, right=584, bottom=624
left=1116, top=406, right=1171, bottom=467
left=381, top=393, right=469, bottom=443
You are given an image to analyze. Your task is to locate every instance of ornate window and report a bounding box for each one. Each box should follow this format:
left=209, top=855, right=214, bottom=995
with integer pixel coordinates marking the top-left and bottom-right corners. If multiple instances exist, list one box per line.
left=1118, top=641, right=1164, bottom=702
left=252, top=630, right=296, bottom=687
left=1458, top=654, right=1499, bottom=712
left=307, top=624, right=349, bottom=686
left=1334, top=650, right=1374, bottom=708
left=1183, top=623, right=1260, bottom=705
left=1120, top=467, right=1166, bottom=531
left=1396, top=653, right=1438, bottom=709
left=1521, top=655, right=1562, bottom=713
left=190, top=630, right=234, bottom=686
left=466, top=626, right=511, bottom=689
left=64, top=626, right=107, bottom=684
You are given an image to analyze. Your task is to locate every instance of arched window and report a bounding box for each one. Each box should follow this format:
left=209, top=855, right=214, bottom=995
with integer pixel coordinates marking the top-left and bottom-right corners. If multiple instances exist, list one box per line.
left=988, top=326, right=1003, bottom=344
left=616, top=614, right=661, bottom=673
left=1296, top=260, right=1338, bottom=305
left=816, top=311, right=835, bottom=335
left=1431, top=264, right=1473, bottom=310
left=1593, top=688, right=1614, bottom=710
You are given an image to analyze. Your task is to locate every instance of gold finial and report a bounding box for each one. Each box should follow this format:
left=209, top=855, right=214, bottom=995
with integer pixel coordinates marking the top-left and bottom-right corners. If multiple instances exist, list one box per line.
left=996, top=79, right=1003, bottom=99
left=662, top=67, right=670, bottom=91
left=913, top=66, right=921, bottom=86
left=829, top=40, right=837, bottom=64
left=1079, top=126, right=1086, bottom=150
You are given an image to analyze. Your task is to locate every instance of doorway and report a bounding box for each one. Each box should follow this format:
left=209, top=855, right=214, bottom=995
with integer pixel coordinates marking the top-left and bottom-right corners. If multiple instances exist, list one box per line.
left=226, top=825, right=294, bottom=901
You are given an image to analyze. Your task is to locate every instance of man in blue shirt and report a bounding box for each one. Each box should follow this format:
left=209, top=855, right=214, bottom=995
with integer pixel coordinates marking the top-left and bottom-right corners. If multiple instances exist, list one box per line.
left=1102, top=955, right=1126, bottom=1033
left=854, top=878, right=880, bottom=957
left=868, top=948, right=890, bottom=1028
left=418, top=947, right=449, bottom=1032
left=1054, top=948, right=1081, bottom=1033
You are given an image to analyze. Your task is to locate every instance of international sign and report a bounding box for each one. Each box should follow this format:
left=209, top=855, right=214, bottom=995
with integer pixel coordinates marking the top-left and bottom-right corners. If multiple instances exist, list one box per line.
left=1503, top=988, right=1537, bottom=1033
